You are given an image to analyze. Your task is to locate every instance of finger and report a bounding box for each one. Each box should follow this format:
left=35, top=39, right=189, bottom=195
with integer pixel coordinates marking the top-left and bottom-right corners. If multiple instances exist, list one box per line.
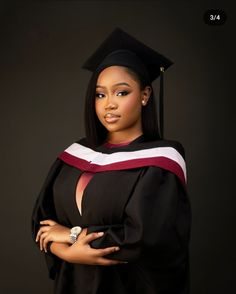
left=81, top=232, right=104, bottom=245
left=36, top=228, right=44, bottom=242
left=40, top=220, right=57, bottom=226
left=77, top=228, right=87, bottom=240
left=39, top=232, right=48, bottom=251
left=35, top=231, right=40, bottom=242
left=36, top=226, right=50, bottom=242
left=36, top=229, right=44, bottom=242
left=81, top=228, right=88, bottom=236
left=43, top=236, right=51, bottom=253
left=96, top=246, right=120, bottom=257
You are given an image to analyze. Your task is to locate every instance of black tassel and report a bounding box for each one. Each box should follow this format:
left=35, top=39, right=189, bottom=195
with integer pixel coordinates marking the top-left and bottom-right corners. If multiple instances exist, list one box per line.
left=159, top=67, right=164, bottom=139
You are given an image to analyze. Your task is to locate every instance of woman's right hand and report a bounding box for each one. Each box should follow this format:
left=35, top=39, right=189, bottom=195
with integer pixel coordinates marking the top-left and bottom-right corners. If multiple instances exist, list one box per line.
left=62, top=228, right=127, bottom=266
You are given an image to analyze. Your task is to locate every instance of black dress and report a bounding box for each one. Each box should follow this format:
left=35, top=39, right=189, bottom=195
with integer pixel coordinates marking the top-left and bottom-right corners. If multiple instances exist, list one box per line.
left=32, top=135, right=192, bottom=294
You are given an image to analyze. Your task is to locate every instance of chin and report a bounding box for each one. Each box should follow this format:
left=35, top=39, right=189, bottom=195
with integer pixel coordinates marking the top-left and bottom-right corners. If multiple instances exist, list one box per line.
left=104, top=125, right=121, bottom=132
left=102, top=121, right=121, bottom=131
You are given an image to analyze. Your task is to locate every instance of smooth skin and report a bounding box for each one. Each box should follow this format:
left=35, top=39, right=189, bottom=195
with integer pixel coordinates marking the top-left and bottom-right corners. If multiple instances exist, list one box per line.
left=36, top=65, right=151, bottom=265
left=36, top=221, right=124, bottom=266
left=95, top=66, right=151, bottom=143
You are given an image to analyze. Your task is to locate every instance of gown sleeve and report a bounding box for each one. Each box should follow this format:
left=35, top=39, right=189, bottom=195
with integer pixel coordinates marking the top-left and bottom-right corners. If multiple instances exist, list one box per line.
left=31, top=158, right=63, bottom=279
left=87, top=166, right=192, bottom=263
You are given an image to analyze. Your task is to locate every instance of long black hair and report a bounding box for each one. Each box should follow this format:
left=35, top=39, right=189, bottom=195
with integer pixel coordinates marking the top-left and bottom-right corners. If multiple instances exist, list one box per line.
left=84, top=66, right=161, bottom=147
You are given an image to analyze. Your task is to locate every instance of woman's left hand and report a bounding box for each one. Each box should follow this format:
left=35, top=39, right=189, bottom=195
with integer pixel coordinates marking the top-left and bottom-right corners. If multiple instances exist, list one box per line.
left=35, top=219, right=71, bottom=252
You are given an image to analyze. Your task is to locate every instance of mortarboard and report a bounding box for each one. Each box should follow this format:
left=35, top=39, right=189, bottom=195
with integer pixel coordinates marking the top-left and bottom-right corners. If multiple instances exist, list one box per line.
left=82, top=28, right=173, bottom=139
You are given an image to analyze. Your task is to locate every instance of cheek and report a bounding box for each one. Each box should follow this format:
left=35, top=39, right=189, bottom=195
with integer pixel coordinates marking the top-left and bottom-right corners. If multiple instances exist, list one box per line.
left=95, top=100, right=103, bottom=118
left=121, top=95, right=141, bottom=114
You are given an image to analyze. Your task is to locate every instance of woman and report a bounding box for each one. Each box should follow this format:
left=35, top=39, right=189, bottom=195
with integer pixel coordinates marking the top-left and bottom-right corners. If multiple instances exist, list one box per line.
left=32, top=28, right=191, bottom=294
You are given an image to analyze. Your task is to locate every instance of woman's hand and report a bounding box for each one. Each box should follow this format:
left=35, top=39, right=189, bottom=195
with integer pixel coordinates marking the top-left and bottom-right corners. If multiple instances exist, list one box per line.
left=61, top=228, right=127, bottom=266
left=36, top=219, right=70, bottom=252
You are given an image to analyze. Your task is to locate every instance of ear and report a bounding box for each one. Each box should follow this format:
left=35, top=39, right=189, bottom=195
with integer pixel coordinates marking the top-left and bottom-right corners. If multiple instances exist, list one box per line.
left=141, top=86, right=152, bottom=105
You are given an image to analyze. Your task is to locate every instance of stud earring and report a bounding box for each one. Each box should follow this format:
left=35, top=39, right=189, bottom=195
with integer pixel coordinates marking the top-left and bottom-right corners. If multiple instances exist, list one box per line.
left=142, top=100, right=146, bottom=105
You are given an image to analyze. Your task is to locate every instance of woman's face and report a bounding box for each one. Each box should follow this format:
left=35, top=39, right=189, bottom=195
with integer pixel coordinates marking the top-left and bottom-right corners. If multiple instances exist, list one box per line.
left=95, top=66, right=151, bottom=142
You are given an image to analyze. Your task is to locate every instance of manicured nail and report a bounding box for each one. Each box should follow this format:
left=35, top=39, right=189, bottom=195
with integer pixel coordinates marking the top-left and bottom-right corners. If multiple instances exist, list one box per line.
left=115, top=247, right=120, bottom=251
left=98, top=232, right=104, bottom=236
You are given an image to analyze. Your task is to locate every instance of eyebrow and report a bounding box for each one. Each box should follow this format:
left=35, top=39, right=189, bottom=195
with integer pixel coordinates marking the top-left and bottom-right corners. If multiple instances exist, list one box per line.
left=96, top=82, right=131, bottom=89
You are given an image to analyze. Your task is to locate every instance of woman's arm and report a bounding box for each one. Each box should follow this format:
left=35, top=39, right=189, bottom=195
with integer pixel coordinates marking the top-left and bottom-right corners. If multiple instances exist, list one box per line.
left=35, top=220, right=71, bottom=252
left=32, top=158, right=127, bottom=274
left=49, top=229, right=127, bottom=266
left=86, top=167, right=191, bottom=263
left=36, top=220, right=127, bottom=265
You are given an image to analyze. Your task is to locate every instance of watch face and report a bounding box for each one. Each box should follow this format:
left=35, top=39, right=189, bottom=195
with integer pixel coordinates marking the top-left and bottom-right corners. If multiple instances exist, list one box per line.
left=70, top=235, right=77, bottom=243
left=71, top=226, right=82, bottom=235
left=70, top=226, right=82, bottom=244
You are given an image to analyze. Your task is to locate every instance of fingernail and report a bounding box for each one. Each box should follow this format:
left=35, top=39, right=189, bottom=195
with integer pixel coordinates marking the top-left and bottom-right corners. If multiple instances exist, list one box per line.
left=115, top=247, right=120, bottom=251
left=123, top=261, right=128, bottom=264
left=98, top=232, right=104, bottom=236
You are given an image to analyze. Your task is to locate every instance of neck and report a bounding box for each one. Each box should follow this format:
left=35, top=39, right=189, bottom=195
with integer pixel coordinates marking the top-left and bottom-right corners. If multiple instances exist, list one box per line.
left=106, top=131, right=143, bottom=144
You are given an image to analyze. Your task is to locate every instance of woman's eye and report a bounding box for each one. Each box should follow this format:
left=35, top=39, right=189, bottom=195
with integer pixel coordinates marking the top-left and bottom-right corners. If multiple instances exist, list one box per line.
left=117, top=91, right=129, bottom=96
left=96, top=93, right=105, bottom=98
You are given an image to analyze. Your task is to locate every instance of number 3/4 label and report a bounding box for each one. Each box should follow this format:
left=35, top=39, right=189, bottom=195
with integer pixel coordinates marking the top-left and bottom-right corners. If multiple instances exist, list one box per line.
left=203, top=9, right=227, bottom=25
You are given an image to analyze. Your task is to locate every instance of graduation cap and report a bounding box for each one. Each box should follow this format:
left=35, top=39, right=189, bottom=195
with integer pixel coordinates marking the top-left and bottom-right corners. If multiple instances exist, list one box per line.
left=82, top=27, right=173, bottom=139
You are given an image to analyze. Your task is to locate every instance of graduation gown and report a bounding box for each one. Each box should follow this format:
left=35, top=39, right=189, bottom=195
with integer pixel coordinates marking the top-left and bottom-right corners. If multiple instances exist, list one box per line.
left=31, top=135, right=192, bottom=294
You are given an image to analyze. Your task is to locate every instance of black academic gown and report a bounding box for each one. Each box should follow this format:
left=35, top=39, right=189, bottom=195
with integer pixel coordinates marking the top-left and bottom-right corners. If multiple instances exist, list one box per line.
left=31, top=135, right=192, bottom=294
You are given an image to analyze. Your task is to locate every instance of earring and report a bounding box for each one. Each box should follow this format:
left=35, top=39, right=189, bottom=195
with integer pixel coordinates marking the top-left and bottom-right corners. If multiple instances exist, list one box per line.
left=142, top=100, right=146, bottom=105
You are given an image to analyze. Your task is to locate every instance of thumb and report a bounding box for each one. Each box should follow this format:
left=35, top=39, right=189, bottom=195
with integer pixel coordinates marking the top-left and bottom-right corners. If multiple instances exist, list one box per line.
left=40, top=220, right=57, bottom=226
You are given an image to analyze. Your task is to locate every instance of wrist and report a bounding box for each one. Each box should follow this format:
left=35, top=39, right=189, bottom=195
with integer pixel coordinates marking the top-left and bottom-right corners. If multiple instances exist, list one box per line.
left=65, top=228, right=72, bottom=244
left=69, top=226, right=82, bottom=244
left=50, top=242, right=70, bottom=261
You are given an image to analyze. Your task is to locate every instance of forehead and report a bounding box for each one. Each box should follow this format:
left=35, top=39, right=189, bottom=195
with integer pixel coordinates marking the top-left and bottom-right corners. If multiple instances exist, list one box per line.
left=97, top=66, right=136, bottom=84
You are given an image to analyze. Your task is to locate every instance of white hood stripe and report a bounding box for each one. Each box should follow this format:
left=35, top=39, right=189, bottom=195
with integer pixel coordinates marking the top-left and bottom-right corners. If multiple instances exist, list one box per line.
left=61, top=143, right=187, bottom=181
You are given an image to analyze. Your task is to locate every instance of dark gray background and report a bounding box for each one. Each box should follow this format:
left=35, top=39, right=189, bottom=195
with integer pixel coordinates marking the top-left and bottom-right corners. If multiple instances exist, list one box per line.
left=0, top=1, right=235, bottom=293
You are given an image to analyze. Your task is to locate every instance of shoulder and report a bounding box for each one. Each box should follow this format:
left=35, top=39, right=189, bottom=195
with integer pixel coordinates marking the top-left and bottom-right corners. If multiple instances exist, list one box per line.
left=143, top=139, right=187, bottom=187
left=160, top=139, right=186, bottom=160
left=132, top=138, right=187, bottom=188
left=139, top=138, right=186, bottom=160
left=75, top=137, right=89, bottom=146
left=59, top=137, right=91, bottom=150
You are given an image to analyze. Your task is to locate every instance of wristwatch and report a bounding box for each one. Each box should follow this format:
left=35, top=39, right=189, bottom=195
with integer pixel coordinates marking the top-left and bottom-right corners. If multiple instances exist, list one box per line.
left=69, top=226, right=82, bottom=244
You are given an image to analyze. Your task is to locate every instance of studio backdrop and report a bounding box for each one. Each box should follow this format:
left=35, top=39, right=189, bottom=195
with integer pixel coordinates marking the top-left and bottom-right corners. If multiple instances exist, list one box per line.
left=0, top=1, right=235, bottom=293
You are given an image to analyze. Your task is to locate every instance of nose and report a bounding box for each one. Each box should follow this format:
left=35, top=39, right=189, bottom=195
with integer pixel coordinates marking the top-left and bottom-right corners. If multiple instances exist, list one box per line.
left=104, top=96, right=118, bottom=110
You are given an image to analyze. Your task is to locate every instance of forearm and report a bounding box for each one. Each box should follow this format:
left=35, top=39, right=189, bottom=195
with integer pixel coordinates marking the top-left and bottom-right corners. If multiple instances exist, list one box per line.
left=45, top=231, right=126, bottom=266
left=50, top=242, right=70, bottom=261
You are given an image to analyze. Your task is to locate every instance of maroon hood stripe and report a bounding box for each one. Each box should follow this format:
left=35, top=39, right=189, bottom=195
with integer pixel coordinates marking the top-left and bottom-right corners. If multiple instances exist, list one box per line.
left=58, top=151, right=186, bottom=187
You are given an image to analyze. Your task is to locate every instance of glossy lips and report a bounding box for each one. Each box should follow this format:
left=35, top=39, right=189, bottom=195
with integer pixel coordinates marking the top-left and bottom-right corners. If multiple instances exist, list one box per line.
left=104, top=113, right=120, bottom=123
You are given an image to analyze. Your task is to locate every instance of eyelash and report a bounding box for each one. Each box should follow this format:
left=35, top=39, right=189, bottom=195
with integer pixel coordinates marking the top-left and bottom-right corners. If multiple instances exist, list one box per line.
left=95, top=93, right=105, bottom=99
left=117, top=91, right=129, bottom=96
left=95, top=91, right=129, bottom=98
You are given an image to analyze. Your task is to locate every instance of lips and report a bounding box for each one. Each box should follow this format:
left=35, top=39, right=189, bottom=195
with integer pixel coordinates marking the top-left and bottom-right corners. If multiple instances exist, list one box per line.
left=104, top=113, right=120, bottom=123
